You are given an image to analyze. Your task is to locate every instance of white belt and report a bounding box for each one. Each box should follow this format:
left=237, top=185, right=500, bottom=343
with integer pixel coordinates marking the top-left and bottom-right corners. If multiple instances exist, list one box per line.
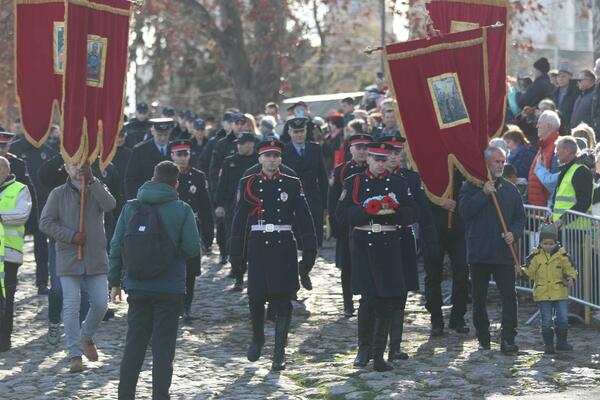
left=251, top=224, right=292, bottom=232
left=354, top=224, right=397, bottom=233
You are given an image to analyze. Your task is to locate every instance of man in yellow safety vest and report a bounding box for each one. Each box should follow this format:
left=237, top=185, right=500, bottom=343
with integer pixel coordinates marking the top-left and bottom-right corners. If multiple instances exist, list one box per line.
left=551, top=136, right=593, bottom=228
left=0, top=155, right=32, bottom=352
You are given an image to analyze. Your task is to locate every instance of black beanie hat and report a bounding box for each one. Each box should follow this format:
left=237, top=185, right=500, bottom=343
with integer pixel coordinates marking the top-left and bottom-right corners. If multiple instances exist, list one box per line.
left=533, top=57, right=550, bottom=74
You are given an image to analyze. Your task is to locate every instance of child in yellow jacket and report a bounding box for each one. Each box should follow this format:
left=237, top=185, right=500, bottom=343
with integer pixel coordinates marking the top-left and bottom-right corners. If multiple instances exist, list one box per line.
left=522, top=223, right=577, bottom=354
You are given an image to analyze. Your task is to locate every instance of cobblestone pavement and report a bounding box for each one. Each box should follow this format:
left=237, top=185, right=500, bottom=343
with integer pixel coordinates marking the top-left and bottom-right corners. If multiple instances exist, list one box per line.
left=1, top=238, right=599, bottom=399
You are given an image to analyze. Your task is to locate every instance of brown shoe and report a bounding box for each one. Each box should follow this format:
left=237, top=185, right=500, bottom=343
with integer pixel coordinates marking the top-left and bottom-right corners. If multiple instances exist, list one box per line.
left=81, top=340, right=98, bottom=361
left=69, top=356, right=84, bottom=373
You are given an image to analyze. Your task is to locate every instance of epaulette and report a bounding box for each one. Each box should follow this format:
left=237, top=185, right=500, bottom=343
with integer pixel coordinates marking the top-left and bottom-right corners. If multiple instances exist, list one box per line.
left=280, top=173, right=299, bottom=180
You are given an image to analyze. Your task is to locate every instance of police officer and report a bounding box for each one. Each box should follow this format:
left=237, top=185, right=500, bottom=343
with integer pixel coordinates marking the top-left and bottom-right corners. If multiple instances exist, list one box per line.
left=209, top=112, right=247, bottom=264
left=124, top=118, right=173, bottom=200
left=279, top=102, right=319, bottom=143
left=282, top=117, right=328, bottom=290
left=9, top=132, right=57, bottom=294
left=336, top=142, right=417, bottom=372
left=169, top=139, right=214, bottom=319
left=215, top=133, right=257, bottom=290
left=381, top=135, right=435, bottom=361
left=125, top=102, right=152, bottom=148
left=230, top=140, right=317, bottom=371
left=197, top=111, right=237, bottom=262
left=112, top=128, right=132, bottom=215
left=328, top=133, right=371, bottom=317
left=189, top=118, right=209, bottom=169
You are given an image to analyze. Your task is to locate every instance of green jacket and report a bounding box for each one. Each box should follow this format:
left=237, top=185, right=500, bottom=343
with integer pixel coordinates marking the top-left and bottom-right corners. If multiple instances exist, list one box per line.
left=109, top=181, right=200, bottom=292
left=522, top=246, right=578, bottom=302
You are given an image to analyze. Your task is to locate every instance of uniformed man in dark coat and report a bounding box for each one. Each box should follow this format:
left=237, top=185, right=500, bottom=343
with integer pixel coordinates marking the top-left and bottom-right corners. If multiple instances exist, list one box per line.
left=189, top=118, right=209, bottom=170
left=209, top=112, right=247, bottom=264
left=215, top=133, right=257, bottom=290
left=282, top=117, right=328, bottom=290
left=230, top=140, right=317, bottom=371
left=336, top=142, right=417, bottom=372
left=328, top=134, right=371, bottom=317
left=124, top=118, right=173, bottom=200
left=169, top=139, right=214, bottom=320
left=381, top=135, right=436, bottom=362
left=124, top=102, right=152, bottom=148
left=279, top=102, right=318, bottom=143
left=425, top=169, right=470, bottom=336
left=198, top=111, right=236, bottom=262
left=9, top=132, right=58, bottom=294
left=112, top=128, right=132, bottom=216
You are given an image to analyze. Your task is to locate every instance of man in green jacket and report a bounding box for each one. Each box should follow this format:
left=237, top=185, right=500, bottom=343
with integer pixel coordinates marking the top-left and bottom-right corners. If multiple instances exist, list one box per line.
left=109, top=161, right=200, bottom=400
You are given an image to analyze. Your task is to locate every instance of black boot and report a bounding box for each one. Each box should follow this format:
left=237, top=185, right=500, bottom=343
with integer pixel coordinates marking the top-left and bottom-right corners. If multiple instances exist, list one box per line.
left=247, top=306, right=265, bottom=362
left=555, top=327, right=573, bottom=351
left=271, top=315, right=291, bottom=371
left=542, top=328, right=555, bottom=354
left=388, top=309, right=408, bottom=362
left=372, top=317, right=393, bottom=372
left=299, top=261, right=313, bottom=291
left=353, top=307, right=374, bottom=368
left=232, top=276, right=243, bottom=292
left=500, top=338, right=519, bottom=354
left=430, top=312, right=444, bottom=337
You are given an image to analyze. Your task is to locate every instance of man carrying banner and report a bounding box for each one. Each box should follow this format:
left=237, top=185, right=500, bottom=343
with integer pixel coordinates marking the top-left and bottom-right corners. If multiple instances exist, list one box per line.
left=459, top=147, right=525, bottom=353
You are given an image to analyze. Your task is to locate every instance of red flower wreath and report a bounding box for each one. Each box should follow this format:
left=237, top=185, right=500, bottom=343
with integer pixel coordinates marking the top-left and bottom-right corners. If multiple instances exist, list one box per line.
left=366, top=199, right=382, bottom=215
left=381, top=195, right=399, bottom=209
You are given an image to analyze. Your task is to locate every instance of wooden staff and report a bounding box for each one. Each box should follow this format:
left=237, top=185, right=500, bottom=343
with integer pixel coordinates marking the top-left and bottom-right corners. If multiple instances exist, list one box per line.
left=77, top=173, right=86, bottom=260
left=447, top=176, right=454, bottom=229
left=490, top=191, right=521, bottom=275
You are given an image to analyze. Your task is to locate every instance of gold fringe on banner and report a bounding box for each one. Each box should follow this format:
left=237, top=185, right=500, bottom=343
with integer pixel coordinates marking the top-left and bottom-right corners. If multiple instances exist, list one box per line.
left=434, top=0, right=509, bottom=7
left=60, top=0, right=132, bottom=168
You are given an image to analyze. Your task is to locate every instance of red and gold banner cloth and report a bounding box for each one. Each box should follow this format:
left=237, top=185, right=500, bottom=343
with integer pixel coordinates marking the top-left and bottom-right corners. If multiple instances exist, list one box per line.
left=61, top=0, right=131, bottom=168
left=385, top=28, right=500, bottom=204
left=427, top=0, right=509, bottom=139
left=15, top=0, right=65, bottom=146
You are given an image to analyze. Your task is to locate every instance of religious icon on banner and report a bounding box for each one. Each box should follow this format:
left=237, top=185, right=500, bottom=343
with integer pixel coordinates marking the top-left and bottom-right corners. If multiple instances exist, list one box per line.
left=86, top=35, right=107, bottom=87
left=427, top=72, right=470, bottom=129
left=450, top=20, right=479, bottom=33
left=53, top=22, right=65, bottom=74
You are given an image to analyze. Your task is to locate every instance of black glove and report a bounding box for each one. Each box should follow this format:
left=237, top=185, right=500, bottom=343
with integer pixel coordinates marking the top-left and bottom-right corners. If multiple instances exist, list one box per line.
left=301, top=251, right=317, bottom=273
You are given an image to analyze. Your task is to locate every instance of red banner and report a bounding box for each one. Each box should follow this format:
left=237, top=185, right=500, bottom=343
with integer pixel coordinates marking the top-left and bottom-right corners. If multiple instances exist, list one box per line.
left=61, top=0, right=131, bottom=169
left=427, top=0, right=509, bottom=139
left=385, top=28, right=498, bottom=203
left=15, top=0, right=64, bottom=146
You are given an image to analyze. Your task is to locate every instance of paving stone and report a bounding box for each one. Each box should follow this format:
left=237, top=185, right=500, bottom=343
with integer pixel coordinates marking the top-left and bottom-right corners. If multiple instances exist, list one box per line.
left=0, top=238, right=598, bottom=399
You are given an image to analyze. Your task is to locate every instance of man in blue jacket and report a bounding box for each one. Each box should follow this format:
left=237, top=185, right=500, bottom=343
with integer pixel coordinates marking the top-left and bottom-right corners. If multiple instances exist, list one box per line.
left=459, top=147, right=525, bottom=354
left=109, top=161, right=200, bottom=400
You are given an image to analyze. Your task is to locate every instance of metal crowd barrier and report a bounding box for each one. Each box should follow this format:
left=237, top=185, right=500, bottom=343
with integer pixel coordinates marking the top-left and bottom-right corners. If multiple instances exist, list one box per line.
left=517, top=205, right=600, bottom=325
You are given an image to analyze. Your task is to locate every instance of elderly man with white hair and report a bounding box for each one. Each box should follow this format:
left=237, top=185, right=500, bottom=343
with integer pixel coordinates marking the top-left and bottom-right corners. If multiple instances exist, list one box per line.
left=528, top=110, right=561, bottom=207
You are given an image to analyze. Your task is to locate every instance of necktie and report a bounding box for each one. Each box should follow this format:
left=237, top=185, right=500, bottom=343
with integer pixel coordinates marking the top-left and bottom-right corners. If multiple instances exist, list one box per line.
left=161, top=147, right=166, bottom=157
left=299, top=147, right=304, bottom=157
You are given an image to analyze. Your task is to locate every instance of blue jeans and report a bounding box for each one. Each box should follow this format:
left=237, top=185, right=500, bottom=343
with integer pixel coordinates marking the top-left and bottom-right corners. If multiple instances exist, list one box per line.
left=48, top=239, right=89, bottom=324
left=539, top=300, right=568, bottom=332
left=60, top=274, right=108, bottom=358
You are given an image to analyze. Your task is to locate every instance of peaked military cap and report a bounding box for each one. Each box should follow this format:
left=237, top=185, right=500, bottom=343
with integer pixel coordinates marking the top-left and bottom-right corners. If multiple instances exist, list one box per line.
left=193, top=118, right=206, bottom=130
left=168, top=139, right=192, bottom=154
left=136, top=102, right=149, bottom=113
left=0, top=131, right=15, bottom=143
left=235, top=132, right=256, bottom=144
left=348, top=134, right=372, bottom=146
left=367, top=142, right=393, bottom=157
left=162, top=106, right=175, bottom=117
left=150, top=118, right=175, bottom=133
left=257, top=139, right=284, bottom=155
left=287, top=117, right=308, bottom=131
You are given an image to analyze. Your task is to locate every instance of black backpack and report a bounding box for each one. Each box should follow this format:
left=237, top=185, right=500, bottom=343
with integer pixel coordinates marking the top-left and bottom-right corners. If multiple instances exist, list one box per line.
left=122, top=200, right=176, bottom=280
